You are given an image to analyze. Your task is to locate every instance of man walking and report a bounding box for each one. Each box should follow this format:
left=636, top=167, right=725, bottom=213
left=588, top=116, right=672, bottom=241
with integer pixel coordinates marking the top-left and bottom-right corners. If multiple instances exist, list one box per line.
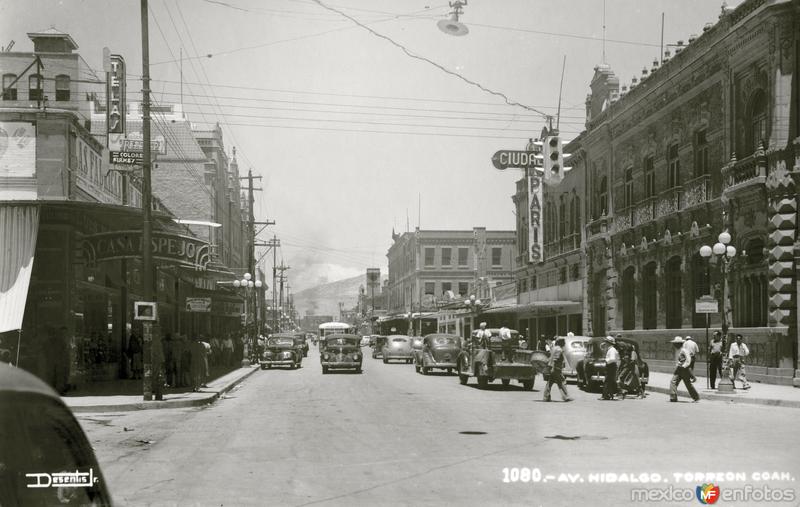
left=683, top=335, right=699, bottom=383
left=728, top=334, right=751, bottom=390
left=669, top=336, right=700, bottom=402
left=544, top=337, right=572, bottom=402
left=601, top=336, right=620, bottom=400
left=709, top=331, right=724, bottom=389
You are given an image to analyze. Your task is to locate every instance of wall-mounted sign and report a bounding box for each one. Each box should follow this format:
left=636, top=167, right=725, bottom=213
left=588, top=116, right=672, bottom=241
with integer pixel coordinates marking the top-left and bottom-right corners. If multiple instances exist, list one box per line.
left=108, top=134, right=166, bottom=165
left=134, top=301, right=157, bottom=321
left=185, top=297, right=212, bottom=312
left=106, top=54, right=125, bottom=135
left=81, top=230, right=211, bottom=270
left=528, top=169, right=544, bottom=263
left=0, top=122, right=36, bottom=178
left=695, top=296, right=719, bottom=314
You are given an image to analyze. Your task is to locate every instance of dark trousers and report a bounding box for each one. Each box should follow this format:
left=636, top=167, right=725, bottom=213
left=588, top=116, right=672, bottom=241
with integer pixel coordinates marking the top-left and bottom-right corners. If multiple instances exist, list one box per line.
left=670, top=366, right=699, bottom=401
left=501, top=341, right=513, bottom=361
left=689, top=356, right=696, bottom=381
left=602, top=362, right=618, bottom=399
left=709, top=353, right=723, bottom=388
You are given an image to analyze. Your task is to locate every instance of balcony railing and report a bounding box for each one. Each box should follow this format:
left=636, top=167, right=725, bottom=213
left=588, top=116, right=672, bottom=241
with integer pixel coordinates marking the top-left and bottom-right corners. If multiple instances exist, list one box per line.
left=721, top=153, right=766, bottom=192
left=634, top=197, right=657, bottom=226
left=656, top=187, right=682, bottom=217
left=586, top=215, right=609, bottom=239
left=683, top=174, right=711, bottom=208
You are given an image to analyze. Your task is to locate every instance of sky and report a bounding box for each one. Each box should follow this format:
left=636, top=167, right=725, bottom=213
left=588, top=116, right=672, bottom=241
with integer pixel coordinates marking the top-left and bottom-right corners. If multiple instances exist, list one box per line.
left=1, top=0, right=741, bottom=293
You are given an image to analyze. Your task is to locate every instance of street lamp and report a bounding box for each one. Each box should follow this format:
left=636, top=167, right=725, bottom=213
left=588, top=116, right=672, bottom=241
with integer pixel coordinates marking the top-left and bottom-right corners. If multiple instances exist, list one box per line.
left=463, top=294, right=487, bottom=344
left=699, top=229, right=738, bottom=393
left=230, top=272, right=263, bottom=366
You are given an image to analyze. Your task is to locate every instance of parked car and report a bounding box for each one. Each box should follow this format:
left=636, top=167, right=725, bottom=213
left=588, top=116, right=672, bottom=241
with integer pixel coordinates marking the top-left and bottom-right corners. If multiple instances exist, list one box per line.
left=371, top=336, right=387, bottom=359
left=0, top=363, right=113, bottom=506
left=260, top=335, right=301, bottom=370
left=293, top=333, right=309, bottom=359
left=321, top=334, right=362, bottom=374
left=416, top=334, right=461, bottom=375
left=382, top=335, right=414, bottom=364
left=576, top=337, right=649, bottom=391
left=558, top=334, right=589, bottom=380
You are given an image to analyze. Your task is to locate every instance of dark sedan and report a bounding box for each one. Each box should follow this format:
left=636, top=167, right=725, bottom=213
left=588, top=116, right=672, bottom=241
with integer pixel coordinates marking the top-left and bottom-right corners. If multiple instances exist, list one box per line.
left=416, top=334, right=461, bottom=375
left=576, top=337, right=649, bottom=392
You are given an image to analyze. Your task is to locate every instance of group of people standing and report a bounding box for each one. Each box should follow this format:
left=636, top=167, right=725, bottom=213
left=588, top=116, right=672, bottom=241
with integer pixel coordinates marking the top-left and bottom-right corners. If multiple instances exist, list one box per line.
left=670, top=331, right=751, bottom=401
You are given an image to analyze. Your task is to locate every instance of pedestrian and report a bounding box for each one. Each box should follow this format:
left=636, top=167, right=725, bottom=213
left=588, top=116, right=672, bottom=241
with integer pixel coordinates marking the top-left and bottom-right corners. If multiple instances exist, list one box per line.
left=537, top=334, right=547, bottom=351
left=543, top=337, right=572, bottom=402
left=222, top=334, right=234, bottom=367
left=163, top=333, right=176, bottom=387
left=617, top=340, right=644, bottom=399
left=190, top=337, right=206, bottom=391
left=669, top=336, right=700, bottom=402
left=498, top=324, right=513, bottom=362
left=179, top=335, right=192, bottom=387
left=601, top=336, right=620, bottom=400
left=709, top=331, right=724, bottom=389
left=728, top=334, right=751, bottom=390
left=683, top=335, right=699, bottom=383
left=474, top=322, right=492, bottom=349
left=127, top=331, right=143, bottom=380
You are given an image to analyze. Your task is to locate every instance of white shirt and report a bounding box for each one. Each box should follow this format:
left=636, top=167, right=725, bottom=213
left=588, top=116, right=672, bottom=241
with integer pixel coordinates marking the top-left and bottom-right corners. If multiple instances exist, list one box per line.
left=605, top=345, right=620, bottom=365
left=683, top=339, right=699, bottom=357
left=676, top=346, right=692, bottom=368
left=499, top=327, right=512, bottom=341
left=729, top=342, right=749, bottom=359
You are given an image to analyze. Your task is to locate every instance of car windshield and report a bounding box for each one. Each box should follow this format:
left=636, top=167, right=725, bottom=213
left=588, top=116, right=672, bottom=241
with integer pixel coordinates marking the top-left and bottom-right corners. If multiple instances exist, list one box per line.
left=327, top=338, right=357, bottom=346
left=268, top=338, right=294, bottom=347
left=392, top=338, right=407, bottom=343
left=570, top=341, right=586, bottom=350
left=432, top=337, right=457, bottom=346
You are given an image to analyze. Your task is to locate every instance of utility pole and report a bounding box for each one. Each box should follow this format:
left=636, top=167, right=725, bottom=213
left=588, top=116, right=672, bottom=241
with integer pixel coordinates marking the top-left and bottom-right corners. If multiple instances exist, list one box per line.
left=238, top=169, right=263, bottom=277
left=267, top=236, right=280, bottom=332
left=140, top=0, right=160, bottom=401
left=277, top=262, right=290, bottom=331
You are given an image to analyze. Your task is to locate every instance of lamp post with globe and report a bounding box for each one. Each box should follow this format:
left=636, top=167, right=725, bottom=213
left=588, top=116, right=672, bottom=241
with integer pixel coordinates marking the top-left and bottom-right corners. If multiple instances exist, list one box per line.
left=699, top=229, right=738, bottom=392
left=233, top=272, right=263, bottom=366
left=464, top=294, right=488, bottom=350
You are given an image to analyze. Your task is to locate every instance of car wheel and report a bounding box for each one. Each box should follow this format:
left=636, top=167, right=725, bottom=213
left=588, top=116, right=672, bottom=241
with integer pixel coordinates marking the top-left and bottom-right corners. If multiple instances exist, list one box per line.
left=355, top=367, right=362, bottom=374
left=260, top=364, right=266, bottom=370
left=422, top=367, right=429, bottom=375
left=522, top=379, right=534, bottom=391
left=322, top=366, right=328, bottom=374
left=372, top=352, right=377, bottom=359
left=501, top=378, right=510, bottom=387
left=415, top=363, right=420, bottom=373
left=587, top=379, right=599, bottom=392
left=382, top=358, right=388, bottom=364
left=477, top=376, right=489, bottom=389
left=446, top=368, right=452, bottom=374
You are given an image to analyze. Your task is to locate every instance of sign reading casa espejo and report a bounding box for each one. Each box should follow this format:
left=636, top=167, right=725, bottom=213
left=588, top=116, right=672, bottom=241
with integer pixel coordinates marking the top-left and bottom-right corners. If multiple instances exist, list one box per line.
left=81, top=231, right=211, bottom=270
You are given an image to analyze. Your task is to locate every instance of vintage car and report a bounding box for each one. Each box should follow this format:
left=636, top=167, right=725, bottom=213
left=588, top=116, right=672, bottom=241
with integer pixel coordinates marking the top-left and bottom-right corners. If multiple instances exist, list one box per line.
left=260, top=335, right=301, bottom=370
left=382, top=335, right=414, bottom=364
left=371, top=336, right=387, bottom=359
left=410, top=336, right=424, bottom=365
left=576, top=337, right=650, bottom=391
left=558, top=334, right=589, bottom=380
left=0, top=363, right=113, bottom=506
left=457, top=328, right=537, bottom=390
left=293, top=333, right=309, bottom=358
left=321, top=334, right=362, bottom=374
left=416, top=334, right=461, bottom=375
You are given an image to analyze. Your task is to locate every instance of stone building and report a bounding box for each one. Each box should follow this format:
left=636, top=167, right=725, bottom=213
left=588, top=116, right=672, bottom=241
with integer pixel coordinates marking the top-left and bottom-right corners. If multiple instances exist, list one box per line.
left=582, top=0, right=799, bottom=384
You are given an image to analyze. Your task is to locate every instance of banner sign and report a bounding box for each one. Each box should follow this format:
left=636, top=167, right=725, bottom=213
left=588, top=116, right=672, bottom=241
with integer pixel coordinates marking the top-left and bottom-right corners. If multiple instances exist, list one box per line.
left=212, top=299, right=243, bottom=318
left=81, top=230, right=211, bottom=270
left=528, top=168, right=544, bottom=263
left=185, top=297, right=212, bottom=312
left=0, top=122, right=36, bottom=178
left=108, top=133, right=166, bottom=165
left=106, top=55, right=125, bottom=135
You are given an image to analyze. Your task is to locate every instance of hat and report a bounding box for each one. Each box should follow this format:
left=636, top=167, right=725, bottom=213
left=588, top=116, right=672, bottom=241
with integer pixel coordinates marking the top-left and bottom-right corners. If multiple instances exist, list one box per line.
left=567, top=332, right=574, bottom=337
left=479, top=322, right=487, bottom=327
left=670, top=336, right=685, bottom=344
left=604, top=335, right=615, bottom=344
left=684, top=336, right=693, bottom=341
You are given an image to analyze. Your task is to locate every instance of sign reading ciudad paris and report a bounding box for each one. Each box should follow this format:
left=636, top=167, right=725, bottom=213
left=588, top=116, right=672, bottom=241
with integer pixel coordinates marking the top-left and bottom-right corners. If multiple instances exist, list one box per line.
left=81, top=231, right=211, bottom=270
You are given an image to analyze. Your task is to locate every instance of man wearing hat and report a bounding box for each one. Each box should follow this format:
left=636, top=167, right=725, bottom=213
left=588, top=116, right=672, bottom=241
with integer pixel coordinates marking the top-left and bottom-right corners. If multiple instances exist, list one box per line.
left=669, top=336, right=700, bottom=402
left=474, top=322, right=492, bottom=349
left=708, top=331, right=724, bottom=389
left=683, top=335, right=699, bottom=383
left=544, top=337, right=573, bottom=402
left=601, top=336, right=620, bottom=400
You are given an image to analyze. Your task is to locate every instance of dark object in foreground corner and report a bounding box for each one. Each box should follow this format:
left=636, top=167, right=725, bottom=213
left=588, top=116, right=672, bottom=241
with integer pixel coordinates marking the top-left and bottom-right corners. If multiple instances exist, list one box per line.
left=0, top=363, right=113, bottom=506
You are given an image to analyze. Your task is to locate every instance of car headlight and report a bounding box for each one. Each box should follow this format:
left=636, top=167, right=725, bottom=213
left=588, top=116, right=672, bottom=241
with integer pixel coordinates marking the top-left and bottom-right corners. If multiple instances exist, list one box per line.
left=353, top=354, right=361, bottom=361
left=323, top=353, right=329, bottom=360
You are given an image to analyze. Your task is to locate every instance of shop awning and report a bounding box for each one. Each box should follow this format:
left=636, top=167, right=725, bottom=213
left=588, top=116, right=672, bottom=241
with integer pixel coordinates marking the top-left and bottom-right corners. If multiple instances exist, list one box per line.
left=0, top=204, right=39, bottom=333
left=481, top=300, right=582, bottom=315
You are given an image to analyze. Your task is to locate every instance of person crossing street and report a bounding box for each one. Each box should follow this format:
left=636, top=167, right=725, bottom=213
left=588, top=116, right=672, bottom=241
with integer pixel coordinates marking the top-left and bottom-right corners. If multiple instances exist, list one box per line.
left=669, top=336, right=700, bottom=402
left=543, top=337, right=572, bottom=402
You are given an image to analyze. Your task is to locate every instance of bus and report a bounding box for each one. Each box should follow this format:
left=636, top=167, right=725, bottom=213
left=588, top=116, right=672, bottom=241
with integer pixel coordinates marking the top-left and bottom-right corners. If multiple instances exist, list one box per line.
left=317, top=322, right=355, bottom=348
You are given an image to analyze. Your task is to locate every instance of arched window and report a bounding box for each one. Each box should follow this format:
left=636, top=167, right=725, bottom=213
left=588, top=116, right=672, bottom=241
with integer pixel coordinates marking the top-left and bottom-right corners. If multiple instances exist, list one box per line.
left=665, top=256, right=682, bottom=329
left=748, top=90, right=767, bottom=153
left=598, top=176, right=608, bottom=217
left=55, top=74, right=70, bottom=101
left=642, top=262, right=657, bottom=329
left=2, top=73, right=17, bottom=100
left=622, top=266, right=636, bottom=330
left=29, top=74, right=43, bottom=101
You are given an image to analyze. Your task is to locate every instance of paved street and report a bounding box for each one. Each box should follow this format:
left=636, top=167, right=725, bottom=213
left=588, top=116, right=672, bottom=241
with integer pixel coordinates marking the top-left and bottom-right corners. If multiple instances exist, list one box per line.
left=79, top=346, right=800, bottom=507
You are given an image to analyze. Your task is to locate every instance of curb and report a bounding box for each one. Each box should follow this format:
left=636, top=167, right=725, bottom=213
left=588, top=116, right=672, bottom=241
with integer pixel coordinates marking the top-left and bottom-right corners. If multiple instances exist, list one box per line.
left=645, top=384, right=800, bottom=409
left=67, top=367, right=260, bottom=413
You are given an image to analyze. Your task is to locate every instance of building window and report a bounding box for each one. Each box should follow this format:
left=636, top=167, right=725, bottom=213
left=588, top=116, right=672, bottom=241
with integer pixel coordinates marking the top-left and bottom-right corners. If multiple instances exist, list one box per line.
left=665, top=256, right=682, bottom=329
left=559, top=267, right=567, bottom=284
left=570, top=196, right=580, bottom=235
left=458, top=282, right=469, bottom=297
left=570, top=264, right=580, bottom=280
left=2, top=74, right=17, bottom=100
left=441, top=247, right=452, bottom=267
left=598, top=176, right=608, bottom=216
left=667, top=143, right=680, bottom=188
left=642, top=262, right=657, bottom=329
left=424, top=282, right=435, bottom=295
left=694, top=129, right=708, bottom=177
left=530, top=275, right=537, bottom=290
left=749, top=91, right=767, bottom=153
left=559, top=196, right=567, bottom=238
left=624, top=168, right=633, bottom=209
left=424, top=247, right=435, bottom=267
left=644, top=156, right=655, bottom=198
left=55, top=74, right=70, bottom=101
left=692, top=254, right=710, bottom=328
left=441, top=282, right=452, bottom=295
left=520, top=278, right=527, bottom=293
left=457, top=247, right=468, bottom=267
left=491, top=247, right=502, bottom=267
left=622, top=267, right=635, bottom=330
left=29, top=74, right=43, bottom=102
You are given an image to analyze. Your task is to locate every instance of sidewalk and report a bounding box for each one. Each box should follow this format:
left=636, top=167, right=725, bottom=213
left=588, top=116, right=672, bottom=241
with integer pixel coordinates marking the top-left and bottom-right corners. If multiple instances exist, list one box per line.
left=63, top=365, right=260, bottom=413
left=645, top=371, right=800, bottom=408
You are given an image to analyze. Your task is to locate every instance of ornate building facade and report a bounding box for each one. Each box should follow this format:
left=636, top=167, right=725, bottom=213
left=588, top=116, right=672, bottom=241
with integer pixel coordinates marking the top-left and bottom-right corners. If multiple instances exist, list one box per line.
left=583, top=0, right=799, bottom=385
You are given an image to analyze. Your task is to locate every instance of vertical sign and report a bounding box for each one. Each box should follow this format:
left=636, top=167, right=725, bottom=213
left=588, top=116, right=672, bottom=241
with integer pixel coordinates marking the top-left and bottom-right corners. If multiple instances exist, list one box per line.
left=528, top=169, right=544, bottom=263
left=106, top=55, right=125, bottom=135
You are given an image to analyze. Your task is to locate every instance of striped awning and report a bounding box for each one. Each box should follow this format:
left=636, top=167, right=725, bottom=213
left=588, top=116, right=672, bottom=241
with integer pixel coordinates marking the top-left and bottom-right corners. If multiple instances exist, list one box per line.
left=0, top=204, right=39, bottom=333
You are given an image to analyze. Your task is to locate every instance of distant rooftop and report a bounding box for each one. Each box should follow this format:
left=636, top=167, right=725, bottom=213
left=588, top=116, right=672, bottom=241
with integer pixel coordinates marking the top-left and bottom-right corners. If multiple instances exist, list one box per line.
left=27, top=27, right=78, bottom=53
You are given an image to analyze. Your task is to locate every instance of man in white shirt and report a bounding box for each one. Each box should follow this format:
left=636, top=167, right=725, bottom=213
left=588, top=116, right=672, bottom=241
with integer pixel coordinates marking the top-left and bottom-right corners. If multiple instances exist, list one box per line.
left=473, top=322, right=492, bottom=349
left=498, top=324, right=513, bottom=362
left=683, top=335, right=699, bottom=383
left=601, top=336, right=620, bottom=400
left=669, top=336, right=700, bottom=402
left=728, top=334, right=751, bottom=389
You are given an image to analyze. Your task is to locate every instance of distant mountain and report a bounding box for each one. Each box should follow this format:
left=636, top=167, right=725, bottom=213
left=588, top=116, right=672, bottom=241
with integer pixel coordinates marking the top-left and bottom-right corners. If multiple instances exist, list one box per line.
left=293, top=274, right=385, bottom=318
